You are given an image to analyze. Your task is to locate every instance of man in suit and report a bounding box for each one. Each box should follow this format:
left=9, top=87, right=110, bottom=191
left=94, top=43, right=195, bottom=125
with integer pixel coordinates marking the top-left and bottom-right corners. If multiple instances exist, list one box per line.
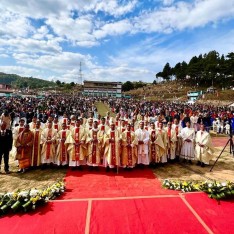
left=0, top=121, right=13, bottom=174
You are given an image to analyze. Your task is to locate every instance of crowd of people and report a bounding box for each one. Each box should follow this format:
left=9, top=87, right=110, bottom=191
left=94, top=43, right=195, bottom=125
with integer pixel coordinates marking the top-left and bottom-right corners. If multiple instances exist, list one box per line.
left=0, top=95, right=233, bottom=174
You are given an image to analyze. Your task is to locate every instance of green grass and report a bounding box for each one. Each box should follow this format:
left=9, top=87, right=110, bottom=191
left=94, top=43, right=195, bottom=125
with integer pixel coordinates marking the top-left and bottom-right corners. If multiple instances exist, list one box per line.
left=95, top=102, right=116, bottom=117
left=0, top=158, right=66, bottom=192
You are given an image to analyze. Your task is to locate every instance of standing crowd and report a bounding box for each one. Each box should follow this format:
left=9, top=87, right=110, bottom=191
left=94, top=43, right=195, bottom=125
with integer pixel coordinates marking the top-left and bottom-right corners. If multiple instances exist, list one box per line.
left=0, top=96, right=233, bottom=174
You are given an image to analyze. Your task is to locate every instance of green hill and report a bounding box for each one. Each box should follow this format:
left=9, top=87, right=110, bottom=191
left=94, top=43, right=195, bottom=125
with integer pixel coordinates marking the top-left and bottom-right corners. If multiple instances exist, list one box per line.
left=0, top=72, right=56, bottom=89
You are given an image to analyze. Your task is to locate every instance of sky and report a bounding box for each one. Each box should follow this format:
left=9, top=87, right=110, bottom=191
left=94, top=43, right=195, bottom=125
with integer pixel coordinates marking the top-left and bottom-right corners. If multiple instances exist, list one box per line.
left=0, top=0, right=234, bottom=83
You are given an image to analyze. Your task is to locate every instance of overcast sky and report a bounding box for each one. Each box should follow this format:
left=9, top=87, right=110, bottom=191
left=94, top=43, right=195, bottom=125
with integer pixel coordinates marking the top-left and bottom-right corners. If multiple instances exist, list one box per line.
left=0, top=0, right=234, bottom=83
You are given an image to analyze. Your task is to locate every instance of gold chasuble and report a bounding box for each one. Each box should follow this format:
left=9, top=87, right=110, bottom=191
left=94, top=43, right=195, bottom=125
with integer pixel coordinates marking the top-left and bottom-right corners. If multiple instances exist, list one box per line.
left=104, top=129, right=121, bottom=166
left=121, top=130, right=137, bottom=167
left=15, top=130, right=34, bottom=169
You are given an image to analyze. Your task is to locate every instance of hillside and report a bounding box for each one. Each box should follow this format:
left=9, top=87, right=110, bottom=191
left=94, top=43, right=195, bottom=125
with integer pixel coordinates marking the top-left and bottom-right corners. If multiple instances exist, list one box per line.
left=0, top=72, right=56, bottom=89
left=125, top=80, right=234, bottom=103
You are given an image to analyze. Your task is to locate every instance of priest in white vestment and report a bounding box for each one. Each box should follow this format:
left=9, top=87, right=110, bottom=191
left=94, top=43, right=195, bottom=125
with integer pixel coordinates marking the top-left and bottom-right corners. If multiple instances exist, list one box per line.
left=195, top=124, right=215, bottom=167
left=135, top=121, right=150, bottom=166
left=180, top=121, right=195, bottom=163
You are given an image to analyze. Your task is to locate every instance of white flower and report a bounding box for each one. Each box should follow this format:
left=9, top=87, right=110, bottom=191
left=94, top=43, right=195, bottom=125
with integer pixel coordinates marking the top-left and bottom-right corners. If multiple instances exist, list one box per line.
left=5, top=192, right=13, bottom=197
left=208, top=184, right=212, bottom=188
left=30, top=189, right=39, bottom=197
left=18, top=191, right=28, bottom=197
left=221, top=182, right=227, bottom=186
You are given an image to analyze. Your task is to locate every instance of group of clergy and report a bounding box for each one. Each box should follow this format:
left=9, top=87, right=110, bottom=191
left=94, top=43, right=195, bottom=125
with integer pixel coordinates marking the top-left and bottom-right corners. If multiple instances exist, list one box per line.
left=11, top=113, right=215, bottom=173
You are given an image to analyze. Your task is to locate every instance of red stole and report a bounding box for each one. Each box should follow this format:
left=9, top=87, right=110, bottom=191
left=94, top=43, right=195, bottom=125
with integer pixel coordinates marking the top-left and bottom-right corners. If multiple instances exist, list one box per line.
left=168, top=128, right=171, bottom=139
left=101, top=125, right=105, bottom=131
left=61, top=131, right=66, bottom=162
left=74, top=128, right=80, bottom=161
left=19, top=127, right=24, bottom=134
left=71, top=122, right=75, bottom=127
left=46, top=129, right=52, bottom=159
left=127, top=131, right=132, bottom=166
left=33, top=130, right=39, bottom=166
left=63, top=118, right=67, bottom=124
left=116, top=121, right=119, bottom=127
left=121, top=127, right=125, bottom=132
left=168, top=128, right=171, bottom=154
left=92, top=131, right=97, bottom=164
left=110, top=131, right=116, bottom=165
left=145, top=127, right=148, bottom=131
left=151, top=130, right=156, bottom=161
left=54, top=124, right=58, bottom=130
left=131, top=126, right=134, bottom=131
left=175, top=126, right=179, bottom=136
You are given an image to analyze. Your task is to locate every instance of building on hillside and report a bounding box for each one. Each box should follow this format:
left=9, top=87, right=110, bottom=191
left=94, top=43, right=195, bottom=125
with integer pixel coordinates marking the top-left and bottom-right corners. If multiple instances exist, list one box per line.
left=207, top=86, right=217, bottom=93
left=0, top=84, right=13, bottom=96
left=83, top=80, right=122, bottom=97
left=187, top=90, right=202, bottom=102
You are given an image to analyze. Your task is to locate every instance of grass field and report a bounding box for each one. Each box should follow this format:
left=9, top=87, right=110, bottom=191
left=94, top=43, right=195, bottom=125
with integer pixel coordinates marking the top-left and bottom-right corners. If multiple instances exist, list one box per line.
left=0, top=161, right=66, bottom=192
left=95, top=101, right=116, bottom=117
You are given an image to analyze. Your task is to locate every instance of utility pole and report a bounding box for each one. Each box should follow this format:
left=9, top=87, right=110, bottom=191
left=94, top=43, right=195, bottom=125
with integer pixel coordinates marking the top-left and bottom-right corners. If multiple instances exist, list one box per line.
left=78, top=61, right=83, bottom=84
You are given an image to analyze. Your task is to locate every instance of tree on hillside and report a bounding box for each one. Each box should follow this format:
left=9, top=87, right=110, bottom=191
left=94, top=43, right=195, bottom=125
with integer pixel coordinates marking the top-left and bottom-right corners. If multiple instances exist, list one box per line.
left=152, top=80, right=157, bottom=85
left=155, top=50, right=234, bottom=87
left=56, top=80, right=61, bottom=86
left=171, top=61, right=188, bottom=80
left=134, top=81, right=147, bottom=89
left=156, top=62, right=172, bottom=81
left=226, top=52, right=234, bottom=79
left=122, top=81, right=134, bottom=91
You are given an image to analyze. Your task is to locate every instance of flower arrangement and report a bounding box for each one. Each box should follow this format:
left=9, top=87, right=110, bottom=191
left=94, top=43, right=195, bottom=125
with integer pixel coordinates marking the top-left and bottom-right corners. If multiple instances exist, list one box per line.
left=0, top=181, right=65, bottom=216
left=163, top=179, right=234, bottom=200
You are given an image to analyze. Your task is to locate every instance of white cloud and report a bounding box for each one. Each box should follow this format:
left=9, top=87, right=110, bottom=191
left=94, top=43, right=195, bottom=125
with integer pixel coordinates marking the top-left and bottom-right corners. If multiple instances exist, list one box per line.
left=46, top=14, right=97, bottom=46
left=12, top=52, right=91, bottom=71
left=0, top=38, right=62, bottom=54
left=0, top=0, right=136, bottom=18
left=161, top=0, right=174, bottom=6
left=0, top=66, right=42, bottom=78
left=93, top=0, right=137, bottom=17
left=134, top=0, right=234, bottom=33
left=0, top=54, right=9, bottom=58
left=32, top=25, right=51, bottom=40
left=0, top=10, right=34, bottom=38
left=85, top=66, right=153, bottom=82
left=94, top=19, right=133, bottom=39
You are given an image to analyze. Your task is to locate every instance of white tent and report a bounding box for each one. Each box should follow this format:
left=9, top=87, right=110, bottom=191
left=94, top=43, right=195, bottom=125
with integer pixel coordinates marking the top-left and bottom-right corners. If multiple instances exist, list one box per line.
left=228, top=103, right=234, bottom=107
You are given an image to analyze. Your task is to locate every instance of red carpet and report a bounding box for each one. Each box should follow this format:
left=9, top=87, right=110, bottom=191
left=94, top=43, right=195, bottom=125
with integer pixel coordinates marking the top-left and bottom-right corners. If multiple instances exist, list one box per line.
left=90, top=197, right=208, bottom=234
left=62, top=167, right=178, bottom=199
left=0, top=201, right=88, bottom=234
left=1, top=168, right=233, bottom=234
left=184, top=193, right=234, bottom=234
